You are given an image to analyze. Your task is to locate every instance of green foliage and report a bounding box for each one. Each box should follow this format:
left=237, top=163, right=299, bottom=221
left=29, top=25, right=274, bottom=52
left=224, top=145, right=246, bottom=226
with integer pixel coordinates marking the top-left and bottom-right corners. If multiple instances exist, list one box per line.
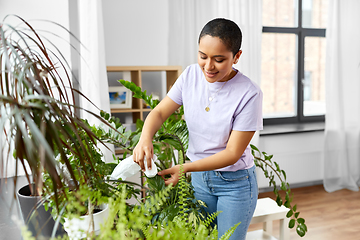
left=178, top=165, right=187, bottom=219
left=97, top=110, right=142, bottom=153
left=219, top=222, right=241, bottom=240
left=119, top=79, right=160, bottom=110
left=42, top=119, right=141, bottom=222
left=119, top=79, right=189, bottom=166
left=203, top=211, right=221, bottom=229
left=20, top=227, right=36, bottom=240
left=144, top=172, right=208, bottom=229
left=46, top=184, right=237, bottom=240
left=251, top=144, right=307, bottom=237
left=0, top=16, right=119, bottom=208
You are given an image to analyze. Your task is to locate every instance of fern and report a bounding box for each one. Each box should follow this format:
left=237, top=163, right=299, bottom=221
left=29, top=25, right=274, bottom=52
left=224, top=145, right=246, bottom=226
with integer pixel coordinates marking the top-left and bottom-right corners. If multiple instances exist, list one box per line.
left=143, top=183, right=173, bottom=216
left=141, top=223, right=150, bottom=240
left=42, top=181, right=239, bottom=240
left=178, top=165, right=187, bottom=221
left=203, top=211, right=222, bottom=228
left=218, top=222, right=241, bottom=240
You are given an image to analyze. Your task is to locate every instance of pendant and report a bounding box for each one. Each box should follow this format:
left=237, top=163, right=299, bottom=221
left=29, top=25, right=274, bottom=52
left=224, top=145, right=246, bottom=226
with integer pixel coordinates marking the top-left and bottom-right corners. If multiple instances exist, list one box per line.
left=205, top=106, right=210, bottom=112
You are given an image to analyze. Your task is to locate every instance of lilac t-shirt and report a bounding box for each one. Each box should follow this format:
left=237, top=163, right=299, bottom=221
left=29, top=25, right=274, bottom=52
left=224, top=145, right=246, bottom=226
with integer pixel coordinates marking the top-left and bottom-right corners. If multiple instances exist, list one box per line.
left=167, top=64, right=263, bottom=171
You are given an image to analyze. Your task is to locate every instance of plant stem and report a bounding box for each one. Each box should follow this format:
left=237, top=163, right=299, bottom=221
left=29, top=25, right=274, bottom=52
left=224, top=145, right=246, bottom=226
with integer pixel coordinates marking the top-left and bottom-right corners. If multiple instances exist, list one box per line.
left=254, top=156, right=284, bottom=183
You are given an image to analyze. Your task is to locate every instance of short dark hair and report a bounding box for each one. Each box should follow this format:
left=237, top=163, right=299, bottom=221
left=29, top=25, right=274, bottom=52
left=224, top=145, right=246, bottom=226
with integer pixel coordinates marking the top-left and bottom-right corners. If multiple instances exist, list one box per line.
left=198, top=18, right=242, bottom=56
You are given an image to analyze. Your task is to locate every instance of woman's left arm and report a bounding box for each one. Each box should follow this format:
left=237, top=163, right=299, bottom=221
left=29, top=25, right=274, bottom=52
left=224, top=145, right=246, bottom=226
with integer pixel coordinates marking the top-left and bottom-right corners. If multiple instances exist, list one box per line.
left=158, top=130, right=255, bottom=185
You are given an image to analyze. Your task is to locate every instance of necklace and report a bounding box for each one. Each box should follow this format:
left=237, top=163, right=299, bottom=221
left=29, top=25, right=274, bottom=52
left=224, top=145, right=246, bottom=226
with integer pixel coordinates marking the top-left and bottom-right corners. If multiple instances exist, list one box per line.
left=205, top=80, right=228, bottom=112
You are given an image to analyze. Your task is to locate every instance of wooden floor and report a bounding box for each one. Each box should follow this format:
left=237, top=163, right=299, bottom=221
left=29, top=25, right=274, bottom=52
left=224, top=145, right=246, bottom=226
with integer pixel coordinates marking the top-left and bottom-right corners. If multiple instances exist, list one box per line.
left=248, top=185, right=360, bottom=240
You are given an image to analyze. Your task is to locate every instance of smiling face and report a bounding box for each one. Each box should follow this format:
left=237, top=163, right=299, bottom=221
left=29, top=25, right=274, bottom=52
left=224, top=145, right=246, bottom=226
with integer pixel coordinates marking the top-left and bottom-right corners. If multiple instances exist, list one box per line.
left=198, top=35, right=242, bottom=83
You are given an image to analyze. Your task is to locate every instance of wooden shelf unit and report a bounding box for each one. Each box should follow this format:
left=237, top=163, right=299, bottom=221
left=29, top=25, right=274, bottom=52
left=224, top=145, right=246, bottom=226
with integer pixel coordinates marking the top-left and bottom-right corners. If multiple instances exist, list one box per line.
left=107, top=66, right=182, bottom=122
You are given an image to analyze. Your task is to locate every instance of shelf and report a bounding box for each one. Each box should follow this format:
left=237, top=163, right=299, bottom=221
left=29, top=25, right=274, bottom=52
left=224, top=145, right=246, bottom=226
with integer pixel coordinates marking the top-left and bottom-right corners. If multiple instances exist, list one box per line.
left=110, top=108, right=152, bottom=113
left=106, top=66, right=182, bottom=124
left=110, top=108, right=139, bottom=113
left=107, top=65, right=182, bottom=72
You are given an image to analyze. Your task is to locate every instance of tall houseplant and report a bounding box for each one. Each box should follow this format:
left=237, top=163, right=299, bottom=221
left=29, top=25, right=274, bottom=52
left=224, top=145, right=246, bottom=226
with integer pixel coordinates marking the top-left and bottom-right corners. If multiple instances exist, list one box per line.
left=0, top=15, right=120, bottom=238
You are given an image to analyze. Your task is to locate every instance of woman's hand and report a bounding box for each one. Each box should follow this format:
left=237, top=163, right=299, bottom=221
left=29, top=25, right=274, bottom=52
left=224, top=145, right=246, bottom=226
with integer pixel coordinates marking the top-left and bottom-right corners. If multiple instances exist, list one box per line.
left=132, top=97, right=181, bottom=172
left=133, top=137, right=153, bottom=171
left=158, top=165, right=182, bottom=186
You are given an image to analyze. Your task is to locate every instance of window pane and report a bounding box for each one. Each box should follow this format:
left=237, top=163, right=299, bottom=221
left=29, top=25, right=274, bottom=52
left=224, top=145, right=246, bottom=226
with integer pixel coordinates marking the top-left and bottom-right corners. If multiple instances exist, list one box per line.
left=302, top=0, right=328, bottom=28
left=303, top=37, right=326, bottom=116
left=261, top=33, right=297, bottom=118
left=263, top=0, right=298, bottom=27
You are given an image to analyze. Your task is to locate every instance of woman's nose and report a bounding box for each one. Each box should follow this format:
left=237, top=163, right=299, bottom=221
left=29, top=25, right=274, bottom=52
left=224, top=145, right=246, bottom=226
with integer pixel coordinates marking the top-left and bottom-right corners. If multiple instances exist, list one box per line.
left=205, top=59, right=214, bottom=71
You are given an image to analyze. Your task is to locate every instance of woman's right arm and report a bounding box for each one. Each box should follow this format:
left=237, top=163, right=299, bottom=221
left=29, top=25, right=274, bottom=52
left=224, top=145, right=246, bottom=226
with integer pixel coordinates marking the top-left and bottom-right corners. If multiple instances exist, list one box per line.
left=133, top=96, right=181, bottom=171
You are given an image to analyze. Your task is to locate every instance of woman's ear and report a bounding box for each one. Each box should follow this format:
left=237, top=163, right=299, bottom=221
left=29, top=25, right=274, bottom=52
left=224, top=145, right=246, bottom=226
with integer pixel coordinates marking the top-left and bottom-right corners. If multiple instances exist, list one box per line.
left=234, top=50, right=242, bottom=64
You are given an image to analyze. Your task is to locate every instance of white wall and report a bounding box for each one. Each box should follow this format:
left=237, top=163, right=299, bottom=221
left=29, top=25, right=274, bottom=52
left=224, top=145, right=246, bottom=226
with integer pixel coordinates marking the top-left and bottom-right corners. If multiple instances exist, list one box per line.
left=0, top=0, right=69, bottom=25
left=257, top=131, right=324, bottom=189
left=102, top=0, right=168, bottom=66
left=102, top=0, right=169, bottom=102
left=0, top=0, right=71, bottom=67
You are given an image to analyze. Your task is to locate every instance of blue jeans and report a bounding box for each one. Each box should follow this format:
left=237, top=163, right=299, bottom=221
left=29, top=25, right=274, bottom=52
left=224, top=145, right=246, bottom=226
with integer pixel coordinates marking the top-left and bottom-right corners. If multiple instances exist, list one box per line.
left=191, top=165, right=258, bottom=240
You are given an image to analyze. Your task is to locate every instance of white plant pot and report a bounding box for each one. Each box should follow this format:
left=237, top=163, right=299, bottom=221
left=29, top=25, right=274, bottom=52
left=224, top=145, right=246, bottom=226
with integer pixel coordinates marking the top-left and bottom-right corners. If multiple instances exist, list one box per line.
left=63, top=204, right=109, bottom=240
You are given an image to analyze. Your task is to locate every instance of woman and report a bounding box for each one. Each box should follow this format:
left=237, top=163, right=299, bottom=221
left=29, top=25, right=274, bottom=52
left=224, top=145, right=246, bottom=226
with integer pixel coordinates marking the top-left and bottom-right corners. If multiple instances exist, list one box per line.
left=133, top=18, right=263, bottom=240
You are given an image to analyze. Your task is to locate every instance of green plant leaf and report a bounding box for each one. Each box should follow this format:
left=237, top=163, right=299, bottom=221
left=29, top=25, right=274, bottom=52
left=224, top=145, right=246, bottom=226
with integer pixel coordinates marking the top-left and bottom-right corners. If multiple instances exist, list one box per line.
left=281, top=170, right=287, bottom=180
left=219, top=222, right=241, bottom=240
left=297, top=218, right=305, bottom=224
left=285, top=191, right=290, bottom=202
left=296, top=223, right=307, bottom=237
left=293, top=204, right=297, bottom=212
left=146, top=175, right=166, bottom=192
left=161, top=137, right=182, bottom=151
left=286, top=210, right=293, bottom=218
left=289, top=219, right=295, bottom=228
left=250, top=144, right=260, bottom=154
left=274, top=162, right=281, bottom=171
left=99, top=109, right=106, bottom=117
left=136, top=118, right=144, bottom=130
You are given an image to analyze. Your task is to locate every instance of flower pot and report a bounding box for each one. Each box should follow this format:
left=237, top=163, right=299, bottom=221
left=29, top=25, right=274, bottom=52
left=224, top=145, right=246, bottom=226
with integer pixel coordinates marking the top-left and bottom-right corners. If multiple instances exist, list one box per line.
left=16, top=184, right=66, bottom=238
left=63, top=204, right=109, bottom=240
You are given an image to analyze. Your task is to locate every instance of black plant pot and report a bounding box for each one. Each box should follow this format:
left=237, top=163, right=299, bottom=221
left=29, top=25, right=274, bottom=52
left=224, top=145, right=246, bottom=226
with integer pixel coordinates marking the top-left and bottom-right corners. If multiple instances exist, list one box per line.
left=17, top=184, right=66, bottom=239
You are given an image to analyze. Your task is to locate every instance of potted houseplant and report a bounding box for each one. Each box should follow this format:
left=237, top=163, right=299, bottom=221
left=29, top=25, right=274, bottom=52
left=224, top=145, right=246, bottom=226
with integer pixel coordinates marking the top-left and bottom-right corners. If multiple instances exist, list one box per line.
left=42, top=120, right=142, bottom=239
left=21, top=180, right=240, bottom=240
left=16, top=183, right=66, bottom=238
left=0, top=15, right=124, bottom=239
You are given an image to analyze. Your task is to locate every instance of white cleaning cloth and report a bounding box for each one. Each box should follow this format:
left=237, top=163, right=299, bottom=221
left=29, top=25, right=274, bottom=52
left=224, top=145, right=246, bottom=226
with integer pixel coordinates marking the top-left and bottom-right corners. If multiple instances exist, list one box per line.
left=110, top=155, right=158, bottom=180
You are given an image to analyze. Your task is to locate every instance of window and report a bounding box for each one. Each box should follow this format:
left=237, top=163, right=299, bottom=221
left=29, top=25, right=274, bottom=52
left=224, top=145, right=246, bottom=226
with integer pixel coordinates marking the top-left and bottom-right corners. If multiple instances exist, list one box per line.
left=261, top=0, right=328, bottom=124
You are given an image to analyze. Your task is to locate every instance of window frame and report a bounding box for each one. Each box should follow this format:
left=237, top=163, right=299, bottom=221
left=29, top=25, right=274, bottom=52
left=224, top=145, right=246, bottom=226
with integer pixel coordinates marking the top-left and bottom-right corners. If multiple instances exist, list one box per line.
left=262, top=0, right=326, bottom=125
